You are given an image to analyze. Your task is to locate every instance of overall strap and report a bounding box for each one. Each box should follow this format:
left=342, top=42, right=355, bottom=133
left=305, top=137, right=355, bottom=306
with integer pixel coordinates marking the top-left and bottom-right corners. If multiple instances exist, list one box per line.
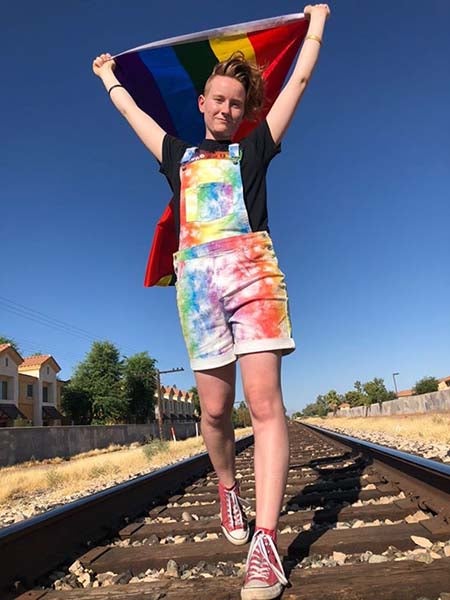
left=180, top=147, right=198, bottom=164
left=228, top=143, right=241, bottom=164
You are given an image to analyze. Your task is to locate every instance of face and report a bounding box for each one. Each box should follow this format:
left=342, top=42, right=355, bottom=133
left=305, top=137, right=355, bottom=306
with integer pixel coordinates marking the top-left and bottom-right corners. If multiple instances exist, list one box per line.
left=198, top=75, right=246, bottom=140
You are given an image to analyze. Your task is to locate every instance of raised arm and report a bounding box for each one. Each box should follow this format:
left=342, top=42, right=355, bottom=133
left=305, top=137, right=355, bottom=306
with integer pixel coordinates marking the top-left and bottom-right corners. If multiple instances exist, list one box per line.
left=92, top=53, right=166, bottom=162
left=266, top=4, right=330, bottom=145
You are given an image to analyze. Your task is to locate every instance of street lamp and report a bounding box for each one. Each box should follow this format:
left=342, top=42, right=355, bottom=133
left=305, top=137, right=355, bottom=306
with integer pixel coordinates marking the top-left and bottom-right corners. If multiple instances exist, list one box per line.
left=392, top=372, right=399, bottom=397
left=156, top=367, right=184, bottom=440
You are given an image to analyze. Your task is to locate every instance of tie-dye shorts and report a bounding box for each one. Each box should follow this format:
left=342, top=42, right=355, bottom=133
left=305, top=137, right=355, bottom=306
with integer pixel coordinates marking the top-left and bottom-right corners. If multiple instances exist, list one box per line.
left=174, top=231, right=295, bottom=371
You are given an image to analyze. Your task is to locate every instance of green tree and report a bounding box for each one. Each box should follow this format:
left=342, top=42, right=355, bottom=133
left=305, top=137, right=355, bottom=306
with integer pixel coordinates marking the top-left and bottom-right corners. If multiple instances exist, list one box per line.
left=122, top=352, right=157, bottom=423
left=315, top=394, right=329, bottom=417
left=232, top=401, right=251, bottom=427
left=61, top=386, right=92, bottom=424
left=344, top=390, right=365, bottom=407
left=412, top=376, right=439, bottom=395
left=189, top=385, right=201, bottom=418
left=363, top=378, right=396, bottom=406
left=300, top=402, right=320, bottom=417
left=0, top=336, right=20, bottom=353
left=71, top=341, right=125, bottom=424
left=324, top=389, right=342, bottom=416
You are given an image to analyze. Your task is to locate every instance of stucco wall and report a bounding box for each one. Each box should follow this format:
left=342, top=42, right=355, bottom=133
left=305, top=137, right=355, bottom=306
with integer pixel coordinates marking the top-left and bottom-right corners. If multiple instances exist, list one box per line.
left=0, top=421, right=198, bottom=467
left=335, top=388, right=450, bottom=418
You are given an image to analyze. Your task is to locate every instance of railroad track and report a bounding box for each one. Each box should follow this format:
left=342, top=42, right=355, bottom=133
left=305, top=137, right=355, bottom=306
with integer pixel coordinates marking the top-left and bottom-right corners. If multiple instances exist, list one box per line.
left=2, top=422, right=450, bottom=600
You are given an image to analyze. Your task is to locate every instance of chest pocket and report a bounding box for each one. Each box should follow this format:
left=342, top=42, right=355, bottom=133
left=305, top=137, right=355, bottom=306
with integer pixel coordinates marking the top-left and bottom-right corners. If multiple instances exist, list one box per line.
left=181, top=145, right=243, bottom=224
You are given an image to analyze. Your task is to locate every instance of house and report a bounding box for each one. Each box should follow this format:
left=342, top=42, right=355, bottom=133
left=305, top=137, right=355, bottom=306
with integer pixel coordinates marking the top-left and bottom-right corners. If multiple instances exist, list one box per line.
left=0, top=344, right=27, bottom=425
left=438, top=376, right=450, bottom=391
left=0, top=344, right=64, bottom=426
left=18, top=355, right=64, bottom=425
left=396, top=389, right=413, bottom=398
left=154, top=385, right=195, bottom=421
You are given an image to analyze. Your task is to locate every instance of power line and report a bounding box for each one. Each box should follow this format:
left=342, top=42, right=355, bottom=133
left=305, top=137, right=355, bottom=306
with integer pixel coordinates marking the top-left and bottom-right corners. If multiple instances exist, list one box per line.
left=0, top=295, right=142, bottom=360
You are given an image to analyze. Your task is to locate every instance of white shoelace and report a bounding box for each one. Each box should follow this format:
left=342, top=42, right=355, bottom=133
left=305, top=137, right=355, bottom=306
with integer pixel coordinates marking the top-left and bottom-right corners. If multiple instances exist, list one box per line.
left=245, top=531, right=288, bottom=586
left=225, top=488, right=248, bottom=528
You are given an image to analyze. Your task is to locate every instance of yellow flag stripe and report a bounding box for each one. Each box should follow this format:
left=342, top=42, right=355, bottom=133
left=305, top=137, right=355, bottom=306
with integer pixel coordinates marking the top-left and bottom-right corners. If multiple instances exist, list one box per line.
left=209, top=34, right=256, bottom=63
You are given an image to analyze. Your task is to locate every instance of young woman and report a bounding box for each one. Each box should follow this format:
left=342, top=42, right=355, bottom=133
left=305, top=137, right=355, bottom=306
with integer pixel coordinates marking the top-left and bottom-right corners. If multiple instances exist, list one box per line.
left=93, top=5, right=330, bottom=599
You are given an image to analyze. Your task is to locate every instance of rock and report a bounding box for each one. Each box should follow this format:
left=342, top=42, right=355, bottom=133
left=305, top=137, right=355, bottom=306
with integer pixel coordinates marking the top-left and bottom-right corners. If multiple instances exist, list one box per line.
left=181, top=570, right=193, bottom=579
left=364, top=483, right=376, bottom=490
left=219, top=561, right=235, bottom=576
left=444, top=546, right=450, bottom=557
left=405, top=510, right=429, bottom=524
left=332, top=551, right=347, bottom=565
left=359, top=550, right=373, bottom=562
left=147, top=534, right=159, bottom=546
left=352, top=520, right=365, bottom=528
left=411, top=535, right=433, bottom=549
left=181, top=511, right=192, bottom=522
left=68, top=560, right=83, bottom=576
left=368, top=554, right=389, bottom=564
left=111, top=570, right=132, bottom=585
left=97, top=571, right=117, bottom=587
left=280, top=526, right=292, bottom=534
left=414, top=553, right=434, bottom=564
left=78, top=571, right=92, bottom=588
left=165, top=559, right=180, bottom=578
left=174, top=535, right=186, bottom=544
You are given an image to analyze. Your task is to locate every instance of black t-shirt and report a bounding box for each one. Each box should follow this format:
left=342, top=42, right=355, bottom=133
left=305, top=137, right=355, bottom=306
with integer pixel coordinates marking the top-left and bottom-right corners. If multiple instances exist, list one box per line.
left=159, top=120, right=281, bottom=238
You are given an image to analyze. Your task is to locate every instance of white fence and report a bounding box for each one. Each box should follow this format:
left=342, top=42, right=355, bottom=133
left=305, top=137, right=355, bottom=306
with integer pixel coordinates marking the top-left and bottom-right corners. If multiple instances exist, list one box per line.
left=335, top=388, right=450, bottom=418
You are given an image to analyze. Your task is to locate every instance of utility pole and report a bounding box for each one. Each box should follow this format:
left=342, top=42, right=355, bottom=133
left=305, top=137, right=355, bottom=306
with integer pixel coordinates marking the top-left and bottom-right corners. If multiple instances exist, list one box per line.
left=156, top=367, right=184, bottom=440
left=392, top=372, right=399, bottom=397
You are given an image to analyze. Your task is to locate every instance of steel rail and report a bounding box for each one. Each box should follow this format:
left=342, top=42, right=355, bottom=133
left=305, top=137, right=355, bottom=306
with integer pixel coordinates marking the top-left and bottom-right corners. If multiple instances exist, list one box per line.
left=0, top=434, right=254, bottom=597
left=301, top=423, right=450, bottom=516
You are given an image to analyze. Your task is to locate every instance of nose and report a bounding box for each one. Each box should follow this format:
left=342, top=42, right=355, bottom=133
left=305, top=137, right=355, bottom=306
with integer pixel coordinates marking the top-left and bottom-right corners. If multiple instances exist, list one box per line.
left=221, top=101, right=231, bottom=115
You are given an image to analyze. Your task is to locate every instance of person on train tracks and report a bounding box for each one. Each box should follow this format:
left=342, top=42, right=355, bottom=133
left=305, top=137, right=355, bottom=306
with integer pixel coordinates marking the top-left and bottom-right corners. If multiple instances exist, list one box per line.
left=93, top=4, right=330, bottom=598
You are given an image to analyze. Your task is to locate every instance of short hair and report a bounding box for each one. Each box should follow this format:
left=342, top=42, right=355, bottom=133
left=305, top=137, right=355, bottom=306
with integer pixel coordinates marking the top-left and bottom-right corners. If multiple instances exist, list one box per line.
left=204, top=51, right=265, bottom=120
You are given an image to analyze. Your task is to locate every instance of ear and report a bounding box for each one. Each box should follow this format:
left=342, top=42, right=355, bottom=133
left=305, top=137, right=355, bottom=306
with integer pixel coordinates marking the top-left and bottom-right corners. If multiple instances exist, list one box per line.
left=198, top=94, right=205, bottom=114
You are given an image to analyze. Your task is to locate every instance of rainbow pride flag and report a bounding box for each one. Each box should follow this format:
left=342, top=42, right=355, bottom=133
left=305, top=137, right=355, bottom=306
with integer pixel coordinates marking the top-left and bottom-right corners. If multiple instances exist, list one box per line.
left=114, top=14, right=309, bottom=286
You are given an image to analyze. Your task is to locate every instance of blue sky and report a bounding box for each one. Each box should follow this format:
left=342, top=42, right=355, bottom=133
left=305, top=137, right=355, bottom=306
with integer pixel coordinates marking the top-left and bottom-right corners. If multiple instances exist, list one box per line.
left=2, top=0, right=449, bottom=412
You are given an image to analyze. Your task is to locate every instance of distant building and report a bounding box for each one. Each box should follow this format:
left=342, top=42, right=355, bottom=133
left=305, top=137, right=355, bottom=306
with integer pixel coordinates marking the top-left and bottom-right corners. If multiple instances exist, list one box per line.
left=438, top=376, right=450, bottom=391
left=0, top=344, right=64, bottom=426
left=154, top=385, right=196, bottom=422
left=0, top=343, right=27, bottom=425
left=396, top=389, right=413, bottom=398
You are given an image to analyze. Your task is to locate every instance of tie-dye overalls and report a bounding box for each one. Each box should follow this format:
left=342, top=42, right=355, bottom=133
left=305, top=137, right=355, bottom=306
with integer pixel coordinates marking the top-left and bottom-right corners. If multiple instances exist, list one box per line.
left=173, top=143, right=295, bottom=370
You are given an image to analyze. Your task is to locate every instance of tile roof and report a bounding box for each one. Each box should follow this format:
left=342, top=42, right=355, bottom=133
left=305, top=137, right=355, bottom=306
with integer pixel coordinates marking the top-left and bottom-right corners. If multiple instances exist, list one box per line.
left=0, top=343, right=24, bottom=363
left=19, top=355, right=61, bottom=372
left=20, top=354, right=52, bottom=368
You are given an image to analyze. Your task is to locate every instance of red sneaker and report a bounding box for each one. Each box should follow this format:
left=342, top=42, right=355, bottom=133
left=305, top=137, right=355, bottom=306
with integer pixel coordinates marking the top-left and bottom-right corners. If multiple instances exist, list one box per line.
left=218, top=481, right=249, bottom=545
left=241, top=530, right=288, bottom=600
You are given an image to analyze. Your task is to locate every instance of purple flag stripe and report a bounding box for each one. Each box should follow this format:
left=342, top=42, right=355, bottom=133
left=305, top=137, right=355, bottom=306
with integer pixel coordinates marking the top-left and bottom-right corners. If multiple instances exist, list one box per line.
left=138, top=45, right=203, bottom=143
left=115, top=52, right=176, bottom=136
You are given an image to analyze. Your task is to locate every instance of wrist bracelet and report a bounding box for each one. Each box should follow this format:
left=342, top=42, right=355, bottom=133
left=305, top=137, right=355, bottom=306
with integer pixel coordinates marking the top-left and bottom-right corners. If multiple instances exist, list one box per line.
left=305, top=34, right=322, bottom=46
left=108, top=84, right=124, bottom=96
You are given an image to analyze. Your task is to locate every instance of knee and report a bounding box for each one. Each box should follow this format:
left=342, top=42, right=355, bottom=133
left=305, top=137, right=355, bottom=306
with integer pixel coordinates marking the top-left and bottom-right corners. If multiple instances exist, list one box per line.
left=201, top=401, right=232, bottom=427
left=245, top=386, right=283, bottom=423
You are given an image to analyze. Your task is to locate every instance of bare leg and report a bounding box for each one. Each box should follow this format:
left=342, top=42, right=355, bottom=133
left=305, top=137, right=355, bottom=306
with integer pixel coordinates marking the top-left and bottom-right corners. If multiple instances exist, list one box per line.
left=195, top=362, right=237, bottom=488
left=240, top=351, right=289, bottom=530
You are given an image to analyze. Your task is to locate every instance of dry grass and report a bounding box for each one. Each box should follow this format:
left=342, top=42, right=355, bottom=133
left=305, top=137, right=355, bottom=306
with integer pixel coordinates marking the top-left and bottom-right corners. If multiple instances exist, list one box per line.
left=301, top=414, right=450, bottom=445
left=0, top=427, right=253, bottom=507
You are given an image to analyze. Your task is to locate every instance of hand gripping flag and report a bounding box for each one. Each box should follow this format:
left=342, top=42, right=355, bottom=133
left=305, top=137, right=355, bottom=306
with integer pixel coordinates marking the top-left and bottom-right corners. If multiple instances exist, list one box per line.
left=114, top=13, right=309, bottom=286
